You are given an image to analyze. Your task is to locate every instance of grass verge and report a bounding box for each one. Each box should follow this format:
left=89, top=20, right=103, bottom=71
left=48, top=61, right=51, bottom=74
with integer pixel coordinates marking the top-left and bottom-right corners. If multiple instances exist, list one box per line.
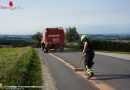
left=0, top=47, right=42, bottom=88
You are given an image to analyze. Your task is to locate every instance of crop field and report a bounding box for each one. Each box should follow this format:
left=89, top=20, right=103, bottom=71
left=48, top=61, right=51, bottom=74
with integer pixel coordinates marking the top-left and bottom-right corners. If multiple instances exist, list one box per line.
left=0, top=47, right=42, bottom=87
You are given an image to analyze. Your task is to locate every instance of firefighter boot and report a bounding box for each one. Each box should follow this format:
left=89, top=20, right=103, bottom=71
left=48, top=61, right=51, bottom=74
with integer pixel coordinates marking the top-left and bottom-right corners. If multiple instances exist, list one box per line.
left=86, top=68, right=94, bottom=79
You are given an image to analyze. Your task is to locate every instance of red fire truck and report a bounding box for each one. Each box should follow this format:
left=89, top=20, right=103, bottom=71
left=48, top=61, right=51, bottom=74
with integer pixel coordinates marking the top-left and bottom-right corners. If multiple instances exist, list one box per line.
left=41, top=27, right=65, bottom=52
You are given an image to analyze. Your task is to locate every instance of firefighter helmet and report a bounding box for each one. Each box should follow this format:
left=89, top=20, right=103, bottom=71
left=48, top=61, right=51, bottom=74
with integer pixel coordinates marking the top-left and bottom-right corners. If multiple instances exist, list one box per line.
left=81, top=35, right=87, bottom=41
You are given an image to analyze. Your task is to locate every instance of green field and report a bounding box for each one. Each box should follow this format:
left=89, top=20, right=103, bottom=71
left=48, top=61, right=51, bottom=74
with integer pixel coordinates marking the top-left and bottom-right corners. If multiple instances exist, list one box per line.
left=0, top=47, right=42, bottom=87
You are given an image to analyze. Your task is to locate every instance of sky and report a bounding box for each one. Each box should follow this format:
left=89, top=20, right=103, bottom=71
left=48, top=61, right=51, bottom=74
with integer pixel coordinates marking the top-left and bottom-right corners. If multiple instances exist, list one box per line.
left=0, top=0, right=130, bottom=35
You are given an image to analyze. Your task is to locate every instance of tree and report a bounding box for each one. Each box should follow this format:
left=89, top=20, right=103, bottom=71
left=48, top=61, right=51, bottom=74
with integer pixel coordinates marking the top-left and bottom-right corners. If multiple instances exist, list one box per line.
left=65, top=27, right=80, bottom=42
left=65, top=27, right=80, bottom=48
left=32, top=32, right=42, bottom=47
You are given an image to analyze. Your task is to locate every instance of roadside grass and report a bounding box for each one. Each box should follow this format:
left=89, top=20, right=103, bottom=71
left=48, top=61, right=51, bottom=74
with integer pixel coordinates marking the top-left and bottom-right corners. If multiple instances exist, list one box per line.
left=0, top=47, right=42, bottom=87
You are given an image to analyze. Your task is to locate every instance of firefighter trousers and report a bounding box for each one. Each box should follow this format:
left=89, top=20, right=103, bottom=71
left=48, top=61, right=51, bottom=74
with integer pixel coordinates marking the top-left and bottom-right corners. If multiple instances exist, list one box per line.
left=84, top=52, right=95, bottom=70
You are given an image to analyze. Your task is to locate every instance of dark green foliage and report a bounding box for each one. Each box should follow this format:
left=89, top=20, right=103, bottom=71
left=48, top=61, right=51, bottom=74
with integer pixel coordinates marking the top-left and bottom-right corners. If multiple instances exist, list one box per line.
left=65, top=27, right=80, bottom=48
left=0, top=39, right=32, bottom=47
left=65, top=27, right=80, bottom=42
left=92, top=40, right=130, bottom=52
left=32, top=32, right=42, bottom=48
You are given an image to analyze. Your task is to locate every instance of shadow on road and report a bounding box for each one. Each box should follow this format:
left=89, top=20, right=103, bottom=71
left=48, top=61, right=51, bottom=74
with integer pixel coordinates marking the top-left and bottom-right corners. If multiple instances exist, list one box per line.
left=91, top=74, right=130, bottom=80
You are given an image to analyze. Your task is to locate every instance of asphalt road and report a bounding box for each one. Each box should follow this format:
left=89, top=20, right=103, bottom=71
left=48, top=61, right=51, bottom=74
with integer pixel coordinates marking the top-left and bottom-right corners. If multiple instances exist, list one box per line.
left=36, top=49, right=130, bottom=90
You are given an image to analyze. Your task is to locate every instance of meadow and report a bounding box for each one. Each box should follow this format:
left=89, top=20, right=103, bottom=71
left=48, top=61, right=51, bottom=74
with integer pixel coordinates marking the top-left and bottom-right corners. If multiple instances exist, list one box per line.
left=0, top=47, right=42, bottom=87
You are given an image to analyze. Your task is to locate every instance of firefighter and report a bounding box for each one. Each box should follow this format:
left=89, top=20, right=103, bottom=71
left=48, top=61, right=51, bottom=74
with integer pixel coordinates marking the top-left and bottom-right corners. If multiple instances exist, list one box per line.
left=41, top=41, right=45, bottom=51
left=81, top=35, right=95, bottom=79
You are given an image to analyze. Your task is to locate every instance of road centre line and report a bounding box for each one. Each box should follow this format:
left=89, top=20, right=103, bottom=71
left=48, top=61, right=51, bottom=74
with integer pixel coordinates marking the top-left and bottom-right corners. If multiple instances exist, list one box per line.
left=49, top=53, right=115, bottom=90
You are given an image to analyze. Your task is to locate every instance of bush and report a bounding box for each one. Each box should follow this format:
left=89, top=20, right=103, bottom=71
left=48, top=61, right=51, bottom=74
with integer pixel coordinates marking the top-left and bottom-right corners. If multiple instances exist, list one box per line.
left=92, top=40, right=130, bottom=52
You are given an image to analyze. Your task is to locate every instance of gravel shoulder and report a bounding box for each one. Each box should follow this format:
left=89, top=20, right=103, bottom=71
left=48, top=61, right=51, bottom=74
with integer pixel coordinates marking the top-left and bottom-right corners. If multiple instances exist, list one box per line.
left=35, top=49, right=57, bottom=90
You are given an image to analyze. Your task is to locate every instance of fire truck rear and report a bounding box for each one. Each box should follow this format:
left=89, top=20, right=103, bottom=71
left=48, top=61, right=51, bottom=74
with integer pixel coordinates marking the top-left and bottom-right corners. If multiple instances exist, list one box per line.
left=41, top=27, right=65, bottom=52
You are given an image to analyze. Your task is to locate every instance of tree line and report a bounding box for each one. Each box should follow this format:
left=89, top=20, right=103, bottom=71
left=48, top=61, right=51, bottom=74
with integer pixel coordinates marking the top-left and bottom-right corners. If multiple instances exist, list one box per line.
left=1, top=26, right=128, bottom=52
left=64, top=27, right=130, bottom=52
left=0, top=39, right=33, bottom=47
